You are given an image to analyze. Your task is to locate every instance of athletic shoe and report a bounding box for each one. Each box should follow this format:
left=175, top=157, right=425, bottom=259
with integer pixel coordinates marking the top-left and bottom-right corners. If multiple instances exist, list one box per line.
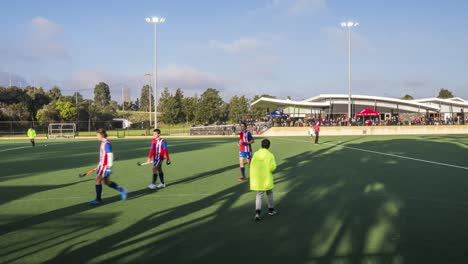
left=254, top=213, right=261, bottom=222
left=238, top=177, right=247, bottom=182
left=268, top=209, right=278, bottom=216
left=89, top=200, right=102, bottom=206
left=120, top=188, right=128, bottom=201
left=147, top=184, right=157, bottom=190
left=157, top=183, right=166, bottom=189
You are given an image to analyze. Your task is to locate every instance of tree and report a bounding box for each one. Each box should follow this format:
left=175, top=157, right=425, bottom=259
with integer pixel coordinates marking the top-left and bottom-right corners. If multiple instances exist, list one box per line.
left=195, top=88, right=224, bottom=124
left=93, top=82, right=111, bottom=109
left=71, top=92, right=84, bottom=105
left=228, top=95, right=249, bottom=123
left=250, top=94, right=277, bottom=119
left=173, top=88, right=185, bottom=123
left=401, top=94, right=414, bottom=100
left=139, top=85, right=154, bottom=112
left=133, top=98, right=140, bottom=111
left=437, top=88, right=454, bottom=99
left=159, top=88, right=180, bottom=124
left=55, top=100, right=77, bottom=120
left=48, top=86, right=62, bottom=101
left=36, top=104, right=59, bottom=125
left=25, top=87, right=50, bottom=119
left=182, top=96, right=198, bottom=123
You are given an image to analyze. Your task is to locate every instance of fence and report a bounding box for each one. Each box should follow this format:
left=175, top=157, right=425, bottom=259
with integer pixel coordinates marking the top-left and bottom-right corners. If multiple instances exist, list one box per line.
left=0, top=121, right=190, bottom=137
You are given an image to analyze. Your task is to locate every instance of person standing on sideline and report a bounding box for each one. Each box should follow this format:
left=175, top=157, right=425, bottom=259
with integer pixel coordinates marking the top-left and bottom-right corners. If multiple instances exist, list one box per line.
left=27, top=127, right=36, bottom=147
left=250, top=139, right=277, bottom=222
left=238, top=122, right=255, bottom=182
left=313, top=121, right=320, bottom=144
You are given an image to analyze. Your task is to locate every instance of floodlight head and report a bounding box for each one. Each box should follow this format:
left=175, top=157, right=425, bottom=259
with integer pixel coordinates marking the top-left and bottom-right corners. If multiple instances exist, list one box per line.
left=145, top=17, right=151, bottom=23
left=341, top=21, right=359, bottom=28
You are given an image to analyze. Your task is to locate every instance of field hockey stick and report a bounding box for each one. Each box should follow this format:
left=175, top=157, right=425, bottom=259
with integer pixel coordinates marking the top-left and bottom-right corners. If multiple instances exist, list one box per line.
left=137, top=161, right=152, bottom=166
left=79, top=168, right=96, bottom=178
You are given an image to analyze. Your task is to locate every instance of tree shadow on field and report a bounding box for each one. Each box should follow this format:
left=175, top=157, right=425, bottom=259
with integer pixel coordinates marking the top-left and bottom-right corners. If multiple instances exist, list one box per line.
left=0, top=138, right=232, bottom=180
left=6, top=137, right=468, bottom=263
left=169, top=164, right=239, bottom=186
left=0, top=212, right=119, bottom=264
left=0, top=180, right=92, bottom=206
left=0, top=188, right=149, bottom=237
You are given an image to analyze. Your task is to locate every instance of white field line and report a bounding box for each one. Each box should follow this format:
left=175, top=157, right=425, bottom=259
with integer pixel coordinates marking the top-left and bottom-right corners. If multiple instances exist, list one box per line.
left=0, top=141, right=78, bottom=153
left=276, top=137, right=468, bottom=171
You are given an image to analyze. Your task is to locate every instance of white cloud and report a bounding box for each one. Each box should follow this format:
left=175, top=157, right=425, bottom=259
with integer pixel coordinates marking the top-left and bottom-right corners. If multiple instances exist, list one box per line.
left=28, top=16, right=70, bottom=60
left=210, top=37, right=272, bottom=54
left=57, top=66, right=233, bottom=100
left=159, top=65, right=234, bottom=92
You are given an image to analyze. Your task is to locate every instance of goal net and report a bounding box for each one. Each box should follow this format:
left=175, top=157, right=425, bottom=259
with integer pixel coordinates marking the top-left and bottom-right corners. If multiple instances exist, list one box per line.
left=48, top=123, right=76, bottom=139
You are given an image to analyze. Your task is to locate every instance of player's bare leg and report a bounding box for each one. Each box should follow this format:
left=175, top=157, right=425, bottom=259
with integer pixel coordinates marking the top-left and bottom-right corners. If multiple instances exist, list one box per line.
left=239, top=157, right=247, bottom=182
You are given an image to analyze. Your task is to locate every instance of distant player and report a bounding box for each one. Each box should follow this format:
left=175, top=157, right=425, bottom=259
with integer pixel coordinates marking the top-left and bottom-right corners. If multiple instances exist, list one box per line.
left=147, top=128, right=171, bottom=190
left=238, top=122, right=255, bottom=182
left=313, top=121, right=320, bottom=144
left=27, top=127, right=36, bottom=147
left=89, top=128, right=127, bottom=205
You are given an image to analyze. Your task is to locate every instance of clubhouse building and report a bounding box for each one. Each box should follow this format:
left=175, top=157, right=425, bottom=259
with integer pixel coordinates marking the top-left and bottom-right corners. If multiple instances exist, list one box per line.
left=251, top=94, right=468, bottom=124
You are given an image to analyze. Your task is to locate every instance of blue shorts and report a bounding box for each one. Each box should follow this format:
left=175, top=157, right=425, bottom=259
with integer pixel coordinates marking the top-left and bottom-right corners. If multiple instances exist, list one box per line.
left=153, top=159, right=163, bottom=168
left=96, top=166, right=111, bottom=177
left=239, top=152, right=252, bottom=159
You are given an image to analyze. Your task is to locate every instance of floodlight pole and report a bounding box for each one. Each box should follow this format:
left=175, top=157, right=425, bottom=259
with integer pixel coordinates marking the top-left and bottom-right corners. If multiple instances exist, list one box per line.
left=347, top=26, right=351, bottom=121
left=341, top=21, right=358, bottom=123
left=146, top=16, right=165, bottom=129
left=145, top=73, right=152, bottom=127
left=153, top=22, right=158, bottom=129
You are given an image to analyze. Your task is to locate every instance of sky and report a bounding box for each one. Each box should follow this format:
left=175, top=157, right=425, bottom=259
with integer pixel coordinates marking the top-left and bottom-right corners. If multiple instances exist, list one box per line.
left=1, top=0, right=468, bottom=102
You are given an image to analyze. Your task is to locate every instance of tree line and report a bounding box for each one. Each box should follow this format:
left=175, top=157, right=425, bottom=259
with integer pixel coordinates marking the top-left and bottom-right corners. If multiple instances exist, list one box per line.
left=0, top=83, right=277, bottom=127
left=1, top=83, right=457, bottom=127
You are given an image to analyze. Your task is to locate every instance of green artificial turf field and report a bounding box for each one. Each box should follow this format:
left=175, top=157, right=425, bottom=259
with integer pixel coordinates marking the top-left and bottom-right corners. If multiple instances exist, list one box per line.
left=1, top=135, right=468, bottom=264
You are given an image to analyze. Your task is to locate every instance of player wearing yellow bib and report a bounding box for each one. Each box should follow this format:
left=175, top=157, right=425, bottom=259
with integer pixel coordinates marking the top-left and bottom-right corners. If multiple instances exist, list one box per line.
left=27, top=127, right=36, bottom=147
left=250, top=139, right=277, bottom=222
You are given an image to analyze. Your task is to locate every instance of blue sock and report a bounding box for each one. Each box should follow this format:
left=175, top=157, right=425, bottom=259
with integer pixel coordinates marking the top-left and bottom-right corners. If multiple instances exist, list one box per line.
left=240, top=167, right=245, bottom=177
left=152, top=174, right=157, bottom=184
left=109, top=181, right=123, bottom=192
left=95, top=185, right=102, bottom=201
left=159, top=172, right=164, bottom=184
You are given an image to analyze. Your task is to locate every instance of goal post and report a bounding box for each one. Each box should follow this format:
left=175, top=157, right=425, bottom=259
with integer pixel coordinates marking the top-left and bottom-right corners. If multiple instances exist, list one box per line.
left=48, top=123, right=76, bottom=139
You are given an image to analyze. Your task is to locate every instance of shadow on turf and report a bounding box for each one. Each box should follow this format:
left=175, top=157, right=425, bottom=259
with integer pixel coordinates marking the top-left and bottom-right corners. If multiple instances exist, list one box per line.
left=0, top=138, right=234, bottom=180
left=0, top=188, right=149, bottom=237
left=6, top=137, right=468, bottom=263
left=0, top=179, right=92, bottom=206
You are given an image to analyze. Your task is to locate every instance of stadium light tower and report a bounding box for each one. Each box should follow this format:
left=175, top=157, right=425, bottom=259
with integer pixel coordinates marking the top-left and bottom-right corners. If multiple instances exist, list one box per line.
left=144, top=73, right=153, bottom=127
left=341, top=21, right=359, bottom=121
left=145, top=16, right=165, bottom=129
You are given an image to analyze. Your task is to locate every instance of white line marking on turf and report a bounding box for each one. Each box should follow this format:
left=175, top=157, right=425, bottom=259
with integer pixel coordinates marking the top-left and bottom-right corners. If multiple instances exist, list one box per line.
left=276, top=137, right=468, bottom=170
left=0, top=141, right=77, bottom=153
